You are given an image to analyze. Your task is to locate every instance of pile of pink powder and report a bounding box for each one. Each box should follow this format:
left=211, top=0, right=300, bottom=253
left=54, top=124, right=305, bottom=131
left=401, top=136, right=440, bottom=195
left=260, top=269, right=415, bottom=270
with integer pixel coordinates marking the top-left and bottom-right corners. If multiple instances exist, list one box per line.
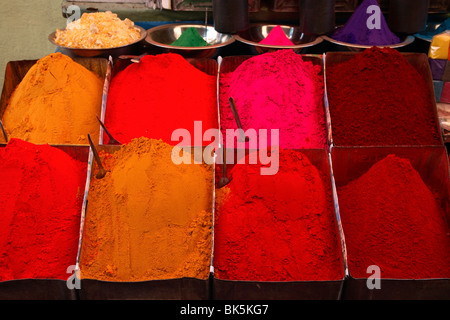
left=259, top=26, right=295, bottom=46
left=219, top=49, right=327, bottom=149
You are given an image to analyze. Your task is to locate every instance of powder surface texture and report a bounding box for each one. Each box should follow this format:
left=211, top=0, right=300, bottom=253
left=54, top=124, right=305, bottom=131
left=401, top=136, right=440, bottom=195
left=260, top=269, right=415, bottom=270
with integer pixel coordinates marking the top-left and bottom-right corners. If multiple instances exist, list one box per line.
left=326, top=47, right=441, bottom=146
left=2, top=53, right=104, bottom=145
left=331, top=0, right=400, bottom=46
left=54, top=11, right=141, bottom=49
left=105, top=53, right=218, bottom=146
left=219, top=49, right=327, bottom=149
left=0, top=139, right=86, bottom=281
left=171, top=27, right=209, bottom=47
left=259, top=26, right=295, bottom=46
left=214, top=149, right=343, bottom=281
left=79, top=138, right=213, bottom=281
left=337, top=155, right=450, bottom=279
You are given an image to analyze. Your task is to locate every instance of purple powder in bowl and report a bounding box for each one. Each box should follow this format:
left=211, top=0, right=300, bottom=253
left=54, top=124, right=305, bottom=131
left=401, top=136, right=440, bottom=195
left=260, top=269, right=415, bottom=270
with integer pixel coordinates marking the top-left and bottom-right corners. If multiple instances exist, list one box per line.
left=331, top=0, right=400, bottom=46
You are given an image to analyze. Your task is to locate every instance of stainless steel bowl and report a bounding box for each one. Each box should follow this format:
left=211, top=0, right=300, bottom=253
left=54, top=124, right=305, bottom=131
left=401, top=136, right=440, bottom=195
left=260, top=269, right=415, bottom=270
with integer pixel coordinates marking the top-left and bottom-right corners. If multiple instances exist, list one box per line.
left=322, top=27, right=415, bottom=52
left=234, top=24, right=324, bottom=54
left=48, top=26, right=147, bottom=58
left=145, top=23, right=235, bottom=58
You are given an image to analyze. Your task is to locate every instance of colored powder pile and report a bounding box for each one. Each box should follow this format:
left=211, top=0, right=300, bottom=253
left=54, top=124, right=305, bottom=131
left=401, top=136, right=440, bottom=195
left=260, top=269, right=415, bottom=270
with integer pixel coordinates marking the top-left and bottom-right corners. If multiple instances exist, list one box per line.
left=171, top=27, right=209, bottom=47
left=337, top=155, right=450, bottom=279
left=219, top=49, right=327, bottom=149
left=105, top=53, right=217, bottom=146
left=259, top=25, right=295, bottom=46
left=416, top=18, right=450, bottom=42
left=79, top=137, right=213, bottom=281
left=327, top=47, right=441, bottom=146
left=2, top=53, right=104, bottom=145
left=214, top=149, right=344, bottom=281
left=0, top=139, right=86, bottom=281
left=331, top=0, right=400, bottom=46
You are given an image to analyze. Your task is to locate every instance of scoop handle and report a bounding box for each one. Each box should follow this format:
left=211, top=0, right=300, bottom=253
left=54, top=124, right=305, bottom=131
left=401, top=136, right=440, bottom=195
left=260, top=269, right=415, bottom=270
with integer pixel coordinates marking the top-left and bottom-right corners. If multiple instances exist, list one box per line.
left=96, top=115, right=121, bottom=145
left=88, top=133, right=105, bottom=172
left=0, top=119, right=8, bottom=142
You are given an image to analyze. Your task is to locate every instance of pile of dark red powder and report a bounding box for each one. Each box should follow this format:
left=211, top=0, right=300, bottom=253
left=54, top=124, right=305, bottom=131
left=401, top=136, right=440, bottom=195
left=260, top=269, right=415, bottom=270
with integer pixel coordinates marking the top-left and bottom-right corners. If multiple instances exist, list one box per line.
left=327, top=47, right=441, bottom=146
left=337, top=155, right=450, bottom=279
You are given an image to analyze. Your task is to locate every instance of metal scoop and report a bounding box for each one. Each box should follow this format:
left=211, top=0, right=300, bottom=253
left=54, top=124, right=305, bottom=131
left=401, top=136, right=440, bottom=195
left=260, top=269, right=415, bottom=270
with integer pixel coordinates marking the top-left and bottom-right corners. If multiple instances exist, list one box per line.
left=88, top=134, right=107, bottom=179
left=96, top=115, right=121, bottom=145
left=229, top=97, right=249, bottom=143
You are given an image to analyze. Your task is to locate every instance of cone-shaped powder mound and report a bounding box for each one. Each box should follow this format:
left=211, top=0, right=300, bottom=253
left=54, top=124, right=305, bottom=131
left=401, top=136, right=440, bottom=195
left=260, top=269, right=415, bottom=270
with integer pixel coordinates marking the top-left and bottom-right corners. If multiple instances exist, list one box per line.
left=214, top=149, right=343, bottom=281
left=104, top=53, right=218, bottom=146
left=337, top=155, right=450, bottom=279
left=2, top=53, right=104, bottom=145
left=171, top=27, right=209, bottom=47
left=331, top=0, right=400, bottom=46
left=219, top=49, right=327, bottom=149
left=79, top=137, right=213, bottom=281
left=259, top=26, right=295, bottom=46
left=326, top=47, right=441, bottom=146
left=0, top=138, right=86, bottom=281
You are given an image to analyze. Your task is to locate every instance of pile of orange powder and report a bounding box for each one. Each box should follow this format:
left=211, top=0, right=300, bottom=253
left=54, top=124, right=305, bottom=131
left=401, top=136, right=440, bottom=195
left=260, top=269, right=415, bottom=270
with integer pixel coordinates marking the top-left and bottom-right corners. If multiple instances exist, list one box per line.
left=1, top=53, right=103, bottom=145
left=79, top=138, right=213, bottom=281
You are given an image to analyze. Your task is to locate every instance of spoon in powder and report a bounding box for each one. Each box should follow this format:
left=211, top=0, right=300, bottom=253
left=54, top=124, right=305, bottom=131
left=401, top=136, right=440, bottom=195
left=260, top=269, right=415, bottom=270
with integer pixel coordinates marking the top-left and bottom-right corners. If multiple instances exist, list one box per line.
left=0, top=119, right=8, bottom=143
left=96, top=115, right=121, bottom=145
left=229, top=97, right=250, bottom=143
left=88, top=134, right=108, bottom=179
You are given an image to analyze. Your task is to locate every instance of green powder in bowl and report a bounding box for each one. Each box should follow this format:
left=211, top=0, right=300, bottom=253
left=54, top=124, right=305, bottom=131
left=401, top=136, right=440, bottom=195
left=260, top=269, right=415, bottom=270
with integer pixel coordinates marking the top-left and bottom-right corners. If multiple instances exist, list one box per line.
left=171, top=27, right=210, bottom=47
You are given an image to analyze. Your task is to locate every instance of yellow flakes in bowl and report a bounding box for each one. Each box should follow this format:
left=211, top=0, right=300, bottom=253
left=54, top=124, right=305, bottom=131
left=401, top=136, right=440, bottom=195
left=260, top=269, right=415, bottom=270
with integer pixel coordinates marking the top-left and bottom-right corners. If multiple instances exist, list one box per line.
left=54, top=11, right=141, bottom=49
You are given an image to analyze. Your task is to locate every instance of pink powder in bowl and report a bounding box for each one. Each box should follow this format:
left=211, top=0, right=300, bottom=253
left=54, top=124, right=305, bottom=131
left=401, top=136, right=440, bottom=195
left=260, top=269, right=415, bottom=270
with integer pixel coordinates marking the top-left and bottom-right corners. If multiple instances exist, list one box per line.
left=259, top=25, right=295, bottom=46
left=219, top=49, right=327, bottom=149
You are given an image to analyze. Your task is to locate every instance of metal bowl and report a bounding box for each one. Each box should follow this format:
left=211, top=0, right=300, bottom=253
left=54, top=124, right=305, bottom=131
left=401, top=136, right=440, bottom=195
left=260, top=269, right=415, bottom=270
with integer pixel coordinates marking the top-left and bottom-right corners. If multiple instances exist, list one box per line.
left=234, top=24, right=324, bottom=54
left=322, top=27, right=415, bottom=52
left=48, top=26, right=147, bottom=58
left=145, top=23, right=235, bottom=58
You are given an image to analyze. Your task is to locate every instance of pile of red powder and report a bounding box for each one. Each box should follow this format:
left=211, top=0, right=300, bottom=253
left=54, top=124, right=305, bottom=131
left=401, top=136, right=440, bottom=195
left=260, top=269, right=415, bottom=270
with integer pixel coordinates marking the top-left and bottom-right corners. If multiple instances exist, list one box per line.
left=105, top=53, right=218, bottom=146
left=214, top=149, right=344, bottom=281
left=337, top=154, right=450, bottom=279
left=0, top=139, right=86, bottom=281
left=219, top=49, right=327, bottom=149
left=326, top=47, right=441, bottom=146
